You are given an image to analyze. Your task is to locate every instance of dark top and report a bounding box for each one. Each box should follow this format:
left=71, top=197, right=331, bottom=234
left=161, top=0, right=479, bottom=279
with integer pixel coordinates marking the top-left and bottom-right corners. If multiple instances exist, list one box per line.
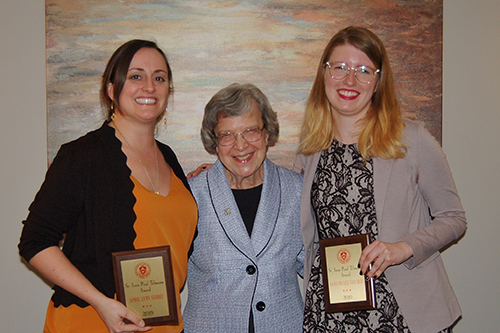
left=232, top=184, right=263, bottom=237
left=231, top=184, right=263, bottom=333
left=303, top=140, right=409, bottom=332
left=18, top=122, right=194, bottom=307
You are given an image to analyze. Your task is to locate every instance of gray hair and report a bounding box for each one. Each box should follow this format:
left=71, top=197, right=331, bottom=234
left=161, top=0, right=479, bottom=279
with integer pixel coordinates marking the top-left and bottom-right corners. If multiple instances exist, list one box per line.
left=201, top=83, right=279, bottom=154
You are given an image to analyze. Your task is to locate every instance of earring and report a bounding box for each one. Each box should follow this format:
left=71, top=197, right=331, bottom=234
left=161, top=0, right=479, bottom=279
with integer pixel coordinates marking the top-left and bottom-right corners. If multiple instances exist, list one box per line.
left=110, top=101, right=116, bottom=121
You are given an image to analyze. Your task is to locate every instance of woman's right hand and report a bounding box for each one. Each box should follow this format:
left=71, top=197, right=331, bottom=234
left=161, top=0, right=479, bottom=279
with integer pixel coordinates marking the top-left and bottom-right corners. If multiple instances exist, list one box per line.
left=93, top=296, right=152, bottom=332
left=29, top=247, right=152, bottom=332
left=186, top=163, right=213, bottom=179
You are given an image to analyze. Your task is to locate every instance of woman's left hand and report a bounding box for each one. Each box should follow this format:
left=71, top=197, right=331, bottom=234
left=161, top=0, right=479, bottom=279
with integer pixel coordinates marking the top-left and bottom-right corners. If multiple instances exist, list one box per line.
left=358, top=240, right=413, bottom=279
left=186, top=163, right=212, bottom=179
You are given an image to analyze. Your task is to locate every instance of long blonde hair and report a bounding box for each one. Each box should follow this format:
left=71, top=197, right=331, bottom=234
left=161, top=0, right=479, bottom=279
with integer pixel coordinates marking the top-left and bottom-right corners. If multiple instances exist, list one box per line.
left=298, top=26, right=406, bottom=160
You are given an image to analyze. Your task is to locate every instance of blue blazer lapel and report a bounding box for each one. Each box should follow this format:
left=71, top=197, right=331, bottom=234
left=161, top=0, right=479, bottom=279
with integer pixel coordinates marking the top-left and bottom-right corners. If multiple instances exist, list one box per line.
left=251, top=159, right=280, bottom=256
left=207, top=160, right=255, bottom=256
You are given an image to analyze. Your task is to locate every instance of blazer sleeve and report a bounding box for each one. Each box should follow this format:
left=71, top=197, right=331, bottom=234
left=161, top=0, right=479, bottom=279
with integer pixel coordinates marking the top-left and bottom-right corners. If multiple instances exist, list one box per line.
left=292, top=153, right=305, bottom=174
left=401, top=122, right=467, bottom=268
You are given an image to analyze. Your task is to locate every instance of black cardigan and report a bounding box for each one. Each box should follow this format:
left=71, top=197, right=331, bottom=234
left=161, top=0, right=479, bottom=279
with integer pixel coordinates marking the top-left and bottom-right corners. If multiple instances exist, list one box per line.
left=19, top=122, right=194, bottom=307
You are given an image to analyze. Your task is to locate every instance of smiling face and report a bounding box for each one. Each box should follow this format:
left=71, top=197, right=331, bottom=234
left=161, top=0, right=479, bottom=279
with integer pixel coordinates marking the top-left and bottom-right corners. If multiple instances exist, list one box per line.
left=108, top=47, right=170, bottom=124
left=324, top=44, right=379, bottom=122
left=215, top=104, right=269, bottom=189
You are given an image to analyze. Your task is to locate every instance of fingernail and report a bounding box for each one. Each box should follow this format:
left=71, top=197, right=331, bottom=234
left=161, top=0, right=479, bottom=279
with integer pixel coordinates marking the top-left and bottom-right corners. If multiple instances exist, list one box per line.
left=359, top=270, right=363, bottom=275
left=357, top=263, right=360, bottom=268
left=202, top=166, right=206, bottom=169
left=365, top=276, right=371, bottom=281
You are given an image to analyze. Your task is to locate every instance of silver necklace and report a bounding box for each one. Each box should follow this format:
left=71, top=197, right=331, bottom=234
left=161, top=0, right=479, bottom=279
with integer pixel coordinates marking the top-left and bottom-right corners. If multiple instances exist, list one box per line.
left=114, top=125, right=161, bottom=195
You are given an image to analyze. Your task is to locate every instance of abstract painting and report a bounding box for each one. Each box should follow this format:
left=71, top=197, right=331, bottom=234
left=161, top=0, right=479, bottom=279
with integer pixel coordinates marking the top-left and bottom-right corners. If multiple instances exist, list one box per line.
left=46, top=0, right=442, bottom=171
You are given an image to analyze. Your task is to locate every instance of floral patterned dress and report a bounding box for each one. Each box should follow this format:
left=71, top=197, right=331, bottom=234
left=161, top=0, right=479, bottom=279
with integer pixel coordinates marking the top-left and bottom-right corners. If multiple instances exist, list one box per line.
left=303, top=140, right=410, bottom=333
left=303, top=140, right=454, bottom=333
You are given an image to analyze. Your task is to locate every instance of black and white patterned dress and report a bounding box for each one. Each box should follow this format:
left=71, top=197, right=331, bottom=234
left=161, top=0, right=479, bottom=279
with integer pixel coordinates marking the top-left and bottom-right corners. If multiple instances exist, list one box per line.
left=303, top=140, right=410, bottom=333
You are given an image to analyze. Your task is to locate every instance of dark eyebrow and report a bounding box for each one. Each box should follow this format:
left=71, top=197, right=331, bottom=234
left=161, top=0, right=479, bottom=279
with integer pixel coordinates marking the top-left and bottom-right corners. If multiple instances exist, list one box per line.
left=127, top=68, right=167, bottom=74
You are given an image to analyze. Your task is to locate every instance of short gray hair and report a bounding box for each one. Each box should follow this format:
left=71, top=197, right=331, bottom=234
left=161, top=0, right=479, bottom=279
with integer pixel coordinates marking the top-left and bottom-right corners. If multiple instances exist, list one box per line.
left=201, top=83, right=279, bottom=154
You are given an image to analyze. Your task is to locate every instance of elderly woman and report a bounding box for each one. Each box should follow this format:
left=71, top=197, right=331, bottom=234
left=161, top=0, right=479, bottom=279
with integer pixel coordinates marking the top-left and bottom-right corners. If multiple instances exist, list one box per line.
left=183, top=83, right=304, bottom=333
left=296, top=26, right=466, bottom=333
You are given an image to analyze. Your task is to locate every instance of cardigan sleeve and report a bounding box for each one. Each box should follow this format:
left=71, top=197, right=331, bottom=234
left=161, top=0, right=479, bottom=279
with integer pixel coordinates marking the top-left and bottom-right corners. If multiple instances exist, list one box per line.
left=18, top=142, right=86, bottom=262
left=401, top=122, right=467, bottom=268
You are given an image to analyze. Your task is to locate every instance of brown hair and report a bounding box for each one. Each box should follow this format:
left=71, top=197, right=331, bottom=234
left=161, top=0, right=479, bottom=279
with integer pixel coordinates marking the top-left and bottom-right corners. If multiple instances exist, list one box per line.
left=99, top=39, right=173, bottom=120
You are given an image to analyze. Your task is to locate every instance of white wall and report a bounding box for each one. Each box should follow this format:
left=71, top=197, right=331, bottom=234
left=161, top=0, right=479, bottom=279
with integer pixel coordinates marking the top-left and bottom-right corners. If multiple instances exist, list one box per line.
left=441, top=1, right=500, bottom=331
left=0, top=0, right=53, bottom=331
left=1, top=0, right=499, bottom=331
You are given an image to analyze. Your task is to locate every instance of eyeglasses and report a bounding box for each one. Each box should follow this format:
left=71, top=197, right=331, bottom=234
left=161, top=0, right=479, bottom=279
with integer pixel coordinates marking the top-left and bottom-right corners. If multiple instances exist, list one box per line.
left=324, top=62, right=380, bottom=84
left=216, top=126, right=265, bottom=146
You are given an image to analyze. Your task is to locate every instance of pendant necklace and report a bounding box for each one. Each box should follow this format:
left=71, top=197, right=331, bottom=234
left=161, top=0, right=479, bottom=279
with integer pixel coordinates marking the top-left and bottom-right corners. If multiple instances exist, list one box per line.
left=114, top=124, right=161, bottom=195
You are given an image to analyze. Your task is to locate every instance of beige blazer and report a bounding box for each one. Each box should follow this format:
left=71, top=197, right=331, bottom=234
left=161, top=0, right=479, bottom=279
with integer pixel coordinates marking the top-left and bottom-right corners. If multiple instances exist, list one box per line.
left=294, top=119, right=466, bottom=333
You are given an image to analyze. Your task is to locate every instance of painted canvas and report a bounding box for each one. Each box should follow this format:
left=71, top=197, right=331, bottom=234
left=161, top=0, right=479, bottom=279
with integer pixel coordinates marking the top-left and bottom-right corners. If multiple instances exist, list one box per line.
left=46, top=0, right=442, bottom=171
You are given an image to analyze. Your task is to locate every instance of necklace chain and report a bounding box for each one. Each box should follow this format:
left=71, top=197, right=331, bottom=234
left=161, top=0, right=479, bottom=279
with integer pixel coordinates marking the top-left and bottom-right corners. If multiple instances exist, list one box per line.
left=114, top=124, right=160, bottom=195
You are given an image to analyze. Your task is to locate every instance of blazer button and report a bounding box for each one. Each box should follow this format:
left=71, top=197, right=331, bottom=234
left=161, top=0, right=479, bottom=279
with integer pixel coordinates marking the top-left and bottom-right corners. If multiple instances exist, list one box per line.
left=256, top=301, right=266, bottom=312
left=246, top=265, right=256, bottom=275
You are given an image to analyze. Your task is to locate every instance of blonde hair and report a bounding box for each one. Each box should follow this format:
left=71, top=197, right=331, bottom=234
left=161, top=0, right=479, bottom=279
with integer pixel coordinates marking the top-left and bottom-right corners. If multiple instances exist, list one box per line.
left=298, top=26, right=406, bottom=160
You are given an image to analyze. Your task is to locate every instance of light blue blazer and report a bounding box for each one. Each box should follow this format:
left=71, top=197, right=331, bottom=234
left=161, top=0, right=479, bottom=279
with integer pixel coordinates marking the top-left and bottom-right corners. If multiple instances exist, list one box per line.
left=183, top=158, right=304, bottom=333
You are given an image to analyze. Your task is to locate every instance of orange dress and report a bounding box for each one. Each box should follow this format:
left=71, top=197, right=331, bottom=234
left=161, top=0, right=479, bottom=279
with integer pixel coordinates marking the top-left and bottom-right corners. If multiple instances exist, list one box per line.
left=43, top=172, right=197, bottom=333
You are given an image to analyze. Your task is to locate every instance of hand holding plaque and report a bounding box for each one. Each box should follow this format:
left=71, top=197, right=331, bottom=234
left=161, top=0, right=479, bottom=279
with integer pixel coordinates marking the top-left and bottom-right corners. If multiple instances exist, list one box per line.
left=112, top=246, right=178, bottom=326
left=319, top=234, right=376, bottom=312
